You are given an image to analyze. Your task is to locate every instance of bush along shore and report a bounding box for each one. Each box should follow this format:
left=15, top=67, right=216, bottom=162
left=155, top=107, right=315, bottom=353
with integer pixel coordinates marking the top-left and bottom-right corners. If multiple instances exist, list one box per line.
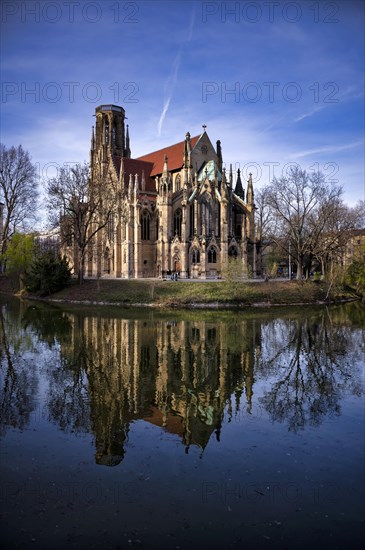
left=1, top=276, right=360, bottom=309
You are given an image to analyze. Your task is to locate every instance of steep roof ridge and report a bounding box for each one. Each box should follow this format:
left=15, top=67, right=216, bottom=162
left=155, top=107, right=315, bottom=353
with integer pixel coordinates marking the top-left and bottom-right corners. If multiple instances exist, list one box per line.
left=136, top=135, right=200, bottom=176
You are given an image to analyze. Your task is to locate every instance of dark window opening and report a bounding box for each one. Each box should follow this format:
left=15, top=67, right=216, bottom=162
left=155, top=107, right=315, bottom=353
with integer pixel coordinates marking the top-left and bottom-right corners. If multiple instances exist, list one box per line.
left=208, top=248, right=217, bottom=263
left=105, top=120, right=109, bottom=145
left=107, top=216, right=114, bottom=241
left=191, top=248, right=200, bottom=264
left=174, top=209, right=182, bottom=237
left=190, top=204, right=195, bottom=237
left=175, top=174, right=181, bottom=191
left=141, top=211, right=151, bottom=241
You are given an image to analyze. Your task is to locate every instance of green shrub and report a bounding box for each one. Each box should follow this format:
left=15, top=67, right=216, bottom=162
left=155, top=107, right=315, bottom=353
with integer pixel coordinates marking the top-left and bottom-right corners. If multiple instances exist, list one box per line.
left=346, top=258, right=365, bottom=295
left=25, top=253, right=71, bottom=296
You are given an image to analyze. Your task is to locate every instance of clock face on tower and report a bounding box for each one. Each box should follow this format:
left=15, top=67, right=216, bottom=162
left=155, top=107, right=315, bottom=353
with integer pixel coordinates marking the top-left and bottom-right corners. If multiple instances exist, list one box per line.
left=201, top=145, right=208, bottom=155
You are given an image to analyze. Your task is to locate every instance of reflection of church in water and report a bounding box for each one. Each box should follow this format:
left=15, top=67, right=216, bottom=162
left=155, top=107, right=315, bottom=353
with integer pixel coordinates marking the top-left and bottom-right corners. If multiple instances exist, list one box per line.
left=66, top=315, right=261, bottom=466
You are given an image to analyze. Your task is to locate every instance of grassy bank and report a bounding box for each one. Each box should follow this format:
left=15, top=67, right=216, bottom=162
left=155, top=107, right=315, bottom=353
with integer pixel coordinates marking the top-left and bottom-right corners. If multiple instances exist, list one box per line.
left=4, top=277, right=358, bottom=308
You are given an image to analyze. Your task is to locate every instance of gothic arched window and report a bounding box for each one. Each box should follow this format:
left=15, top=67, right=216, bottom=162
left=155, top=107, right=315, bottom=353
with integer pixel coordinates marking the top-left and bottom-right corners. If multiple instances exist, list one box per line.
left=189, top=203, right=195, bottom=237
left=191, top=248, right=200, bottom=264
left=112, top=123, right=117, bottom=145
left=175, top=174, right=181, bottom=191
left=200, top=194, right=213, bottom=235
left=228, top=247, right=238, bottom=258
left=155, top=215, right=159, bottom=240
left=105, top=119, right=109, bottom=145
left=174, top=208, right=182, bottom=237
left=208, top=247, right=217, bottom=263
left=104, top=248, right=110, bottom=273
left=141, top=211, right=151, bottom=241
left=107, top=215, right=114, bottom=241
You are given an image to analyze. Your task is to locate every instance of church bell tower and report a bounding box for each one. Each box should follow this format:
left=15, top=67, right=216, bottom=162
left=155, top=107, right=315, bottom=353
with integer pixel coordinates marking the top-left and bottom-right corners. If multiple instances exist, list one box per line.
left=91, top=105, right=131, bottom=167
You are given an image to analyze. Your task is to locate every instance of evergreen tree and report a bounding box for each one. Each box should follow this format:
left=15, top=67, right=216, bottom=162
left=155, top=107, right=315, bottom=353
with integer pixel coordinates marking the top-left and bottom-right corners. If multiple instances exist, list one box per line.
left=25, top=253, right=71, bottom=296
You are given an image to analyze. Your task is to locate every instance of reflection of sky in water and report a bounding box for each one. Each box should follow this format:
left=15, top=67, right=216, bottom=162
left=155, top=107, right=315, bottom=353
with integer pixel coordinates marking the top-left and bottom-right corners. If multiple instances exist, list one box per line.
left=0, top=298, right=364, bottom=549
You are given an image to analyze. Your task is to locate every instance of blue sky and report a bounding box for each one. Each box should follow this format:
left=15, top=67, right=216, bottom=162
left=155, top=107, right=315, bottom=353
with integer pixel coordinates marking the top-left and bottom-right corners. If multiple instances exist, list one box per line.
left=1, top=0, right=364, bottom=226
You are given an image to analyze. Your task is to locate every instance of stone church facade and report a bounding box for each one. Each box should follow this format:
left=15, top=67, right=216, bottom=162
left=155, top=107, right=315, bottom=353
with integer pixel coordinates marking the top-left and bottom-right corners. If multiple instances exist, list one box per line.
left=81, top=104, right=256, bottom=279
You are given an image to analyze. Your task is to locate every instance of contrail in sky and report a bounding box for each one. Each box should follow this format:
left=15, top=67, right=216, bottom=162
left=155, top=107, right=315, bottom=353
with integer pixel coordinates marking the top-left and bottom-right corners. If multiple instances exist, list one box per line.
left=157, top=8, right=196, bottom=136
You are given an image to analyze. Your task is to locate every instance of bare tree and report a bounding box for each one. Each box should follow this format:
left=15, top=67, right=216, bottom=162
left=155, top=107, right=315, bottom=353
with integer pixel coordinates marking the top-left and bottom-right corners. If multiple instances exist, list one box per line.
left=310, top=200, right=364, bottom=277
left=351, top=200, right=365, bottom=228
left=255, top=186, right=277, bottom=243
left=46, top=162, right=118, bottom=284
left=255, top=187, right=279, bottom=276
left=0, top=144, right=38, bottom=270
left=265, top=167, right=343, bottom=279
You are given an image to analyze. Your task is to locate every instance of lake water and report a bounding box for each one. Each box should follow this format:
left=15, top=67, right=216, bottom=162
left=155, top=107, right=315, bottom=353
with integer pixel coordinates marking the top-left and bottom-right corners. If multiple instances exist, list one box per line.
left=0, top=297, right=364, bottom=549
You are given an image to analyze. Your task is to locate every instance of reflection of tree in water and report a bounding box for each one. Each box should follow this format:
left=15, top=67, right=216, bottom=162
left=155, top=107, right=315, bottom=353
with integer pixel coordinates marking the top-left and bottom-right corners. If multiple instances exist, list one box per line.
left=46, top=316, right=91, bottom=435
left=22, top=303, right=73, bottom=348
left=258, top=309, right=364, bottom=432
left=0, top=299, right=38, bottom=435
left=21, top=303, right=91, bottom=436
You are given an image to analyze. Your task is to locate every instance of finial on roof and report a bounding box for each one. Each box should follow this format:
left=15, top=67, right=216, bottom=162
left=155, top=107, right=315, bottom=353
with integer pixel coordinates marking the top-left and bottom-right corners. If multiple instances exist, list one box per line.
left=234, top=168, right=245, bottom=200
left=163, top=154, right=169, bottom=176
left=247, top=172, right=254, bottom=205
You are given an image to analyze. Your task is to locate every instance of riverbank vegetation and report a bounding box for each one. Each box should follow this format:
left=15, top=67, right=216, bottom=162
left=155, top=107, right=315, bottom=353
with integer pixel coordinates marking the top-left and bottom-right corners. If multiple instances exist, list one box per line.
left=1, top=275, right=359, bottom=308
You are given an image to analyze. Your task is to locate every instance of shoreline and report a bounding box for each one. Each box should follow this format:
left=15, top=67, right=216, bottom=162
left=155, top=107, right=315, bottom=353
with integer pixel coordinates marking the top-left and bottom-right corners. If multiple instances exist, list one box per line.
left=1, top=277, right=361, bottom=310
left=1, top=292, right=360, bottom=311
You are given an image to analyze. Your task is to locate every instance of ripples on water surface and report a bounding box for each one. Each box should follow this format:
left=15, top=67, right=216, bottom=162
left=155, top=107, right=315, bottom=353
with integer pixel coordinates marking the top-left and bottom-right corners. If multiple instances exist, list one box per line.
left=0, top=297, right=364, bottom=549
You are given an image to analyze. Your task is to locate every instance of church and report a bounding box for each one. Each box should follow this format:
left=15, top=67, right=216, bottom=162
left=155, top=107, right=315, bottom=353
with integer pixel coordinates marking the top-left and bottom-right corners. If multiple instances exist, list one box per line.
left=82, top=104, right=257, bottom=279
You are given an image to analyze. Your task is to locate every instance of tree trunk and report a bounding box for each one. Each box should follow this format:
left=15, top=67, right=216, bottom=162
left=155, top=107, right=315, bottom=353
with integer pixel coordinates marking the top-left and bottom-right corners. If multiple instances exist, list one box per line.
left=78, top=253, right=85, bottom=285
left=296, top=260, right=303, bottom=280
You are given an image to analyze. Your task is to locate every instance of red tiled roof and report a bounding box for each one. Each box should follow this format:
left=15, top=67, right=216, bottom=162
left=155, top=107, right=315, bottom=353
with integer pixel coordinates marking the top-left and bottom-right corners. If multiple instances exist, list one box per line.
left=144, top=406, right=184, bottom=437
left=113, top=156, right=155, bottom=192
left=136, top=135, right=200, bottom=176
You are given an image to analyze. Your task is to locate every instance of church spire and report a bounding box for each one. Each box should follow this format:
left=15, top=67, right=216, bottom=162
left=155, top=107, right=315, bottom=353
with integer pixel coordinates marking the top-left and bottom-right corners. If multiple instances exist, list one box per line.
left=221, top=167, right=227, bottom=199
left=216, top=140, right=222, bottom=172
left=128, top=173, right=133, bottom=198
left=247, top=173, right=254, bottom=205
left=234, top=168, right=245, bottom=200
left=125, top=124, right=131, bottom=158
left=134, top=173, right=139, bottom=194
left=90, top=125, right=95, bottom=168
left=184, top=132, right=191, bottom=167
left=186, top=132, right=191, bottom=153
left=163, top=154, right=169, bottom=176
left=91, top=125, right=95, bottom=150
